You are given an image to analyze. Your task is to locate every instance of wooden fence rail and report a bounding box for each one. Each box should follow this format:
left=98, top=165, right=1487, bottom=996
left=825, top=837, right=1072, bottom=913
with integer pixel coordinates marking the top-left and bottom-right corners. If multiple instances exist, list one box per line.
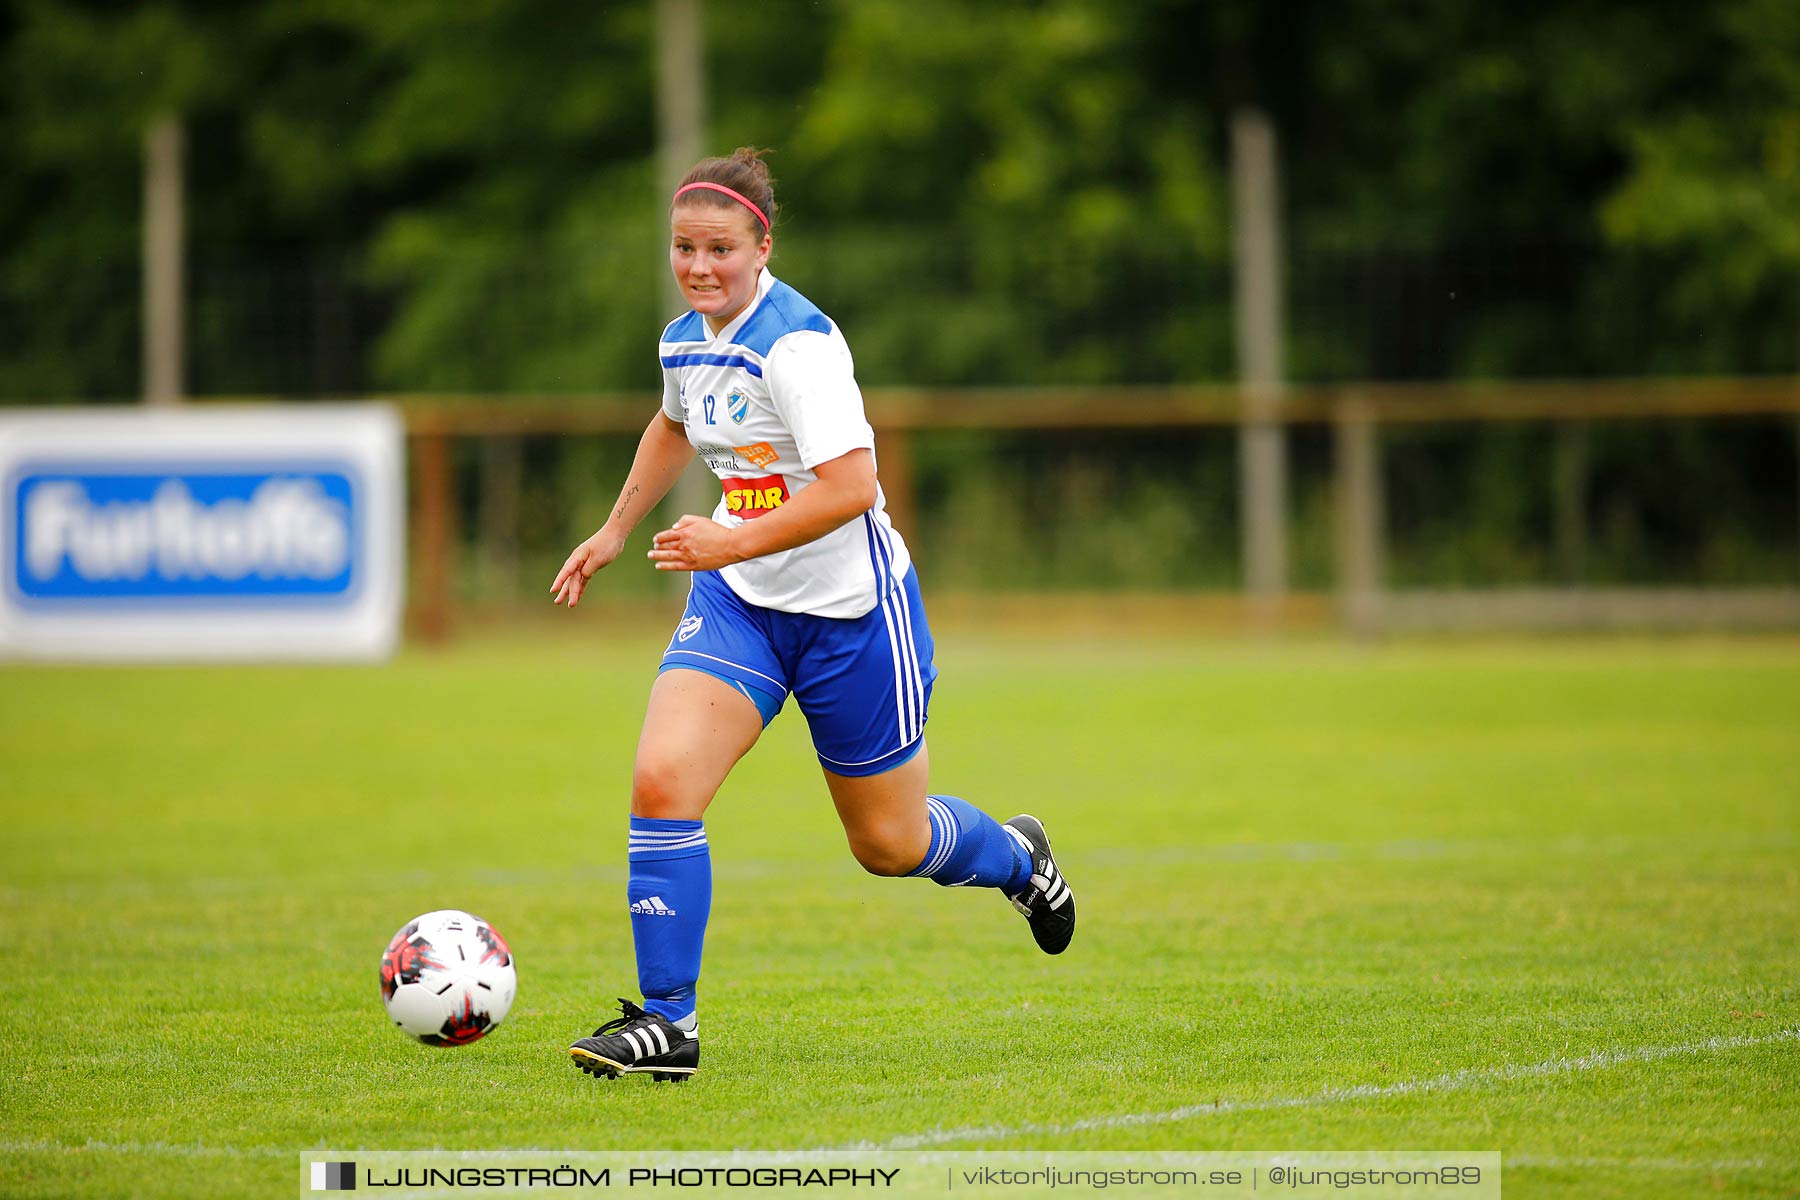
left=397, top=376, right=1800, bottom=436
left=387, top=377, right=1800, bottom=639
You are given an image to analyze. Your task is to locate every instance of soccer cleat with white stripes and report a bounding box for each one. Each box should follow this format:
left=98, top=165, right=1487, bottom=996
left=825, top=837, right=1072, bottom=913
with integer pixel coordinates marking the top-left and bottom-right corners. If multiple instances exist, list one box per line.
left=1003, top=814, right=1076, bottom=955
left=569, top=998, right=699, bottom=1082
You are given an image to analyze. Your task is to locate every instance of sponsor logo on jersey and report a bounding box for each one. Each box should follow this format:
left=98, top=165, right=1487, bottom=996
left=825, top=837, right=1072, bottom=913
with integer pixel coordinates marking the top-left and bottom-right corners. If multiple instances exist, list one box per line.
left=721, top=474, right=789, bottom=519
left=727, top=389, right=748, bottom=425
left=677, top=614, right=703, bottom=642
left=734, top=441, right=779, bottom=469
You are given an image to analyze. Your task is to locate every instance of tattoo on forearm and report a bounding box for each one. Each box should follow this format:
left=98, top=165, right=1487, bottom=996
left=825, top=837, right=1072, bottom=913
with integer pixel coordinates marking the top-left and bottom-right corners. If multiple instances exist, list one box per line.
left=613, top=485, right=639, bottom=524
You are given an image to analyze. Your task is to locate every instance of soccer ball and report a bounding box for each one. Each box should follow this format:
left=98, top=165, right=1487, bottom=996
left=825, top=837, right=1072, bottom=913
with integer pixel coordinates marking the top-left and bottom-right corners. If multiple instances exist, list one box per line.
left=380, top=909, right=517, bottom=1046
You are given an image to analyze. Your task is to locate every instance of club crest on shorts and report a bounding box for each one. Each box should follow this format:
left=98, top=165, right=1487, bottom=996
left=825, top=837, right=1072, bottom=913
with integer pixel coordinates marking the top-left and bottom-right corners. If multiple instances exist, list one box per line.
left=727, top=389, right=748, bottom=425
left=677, top=615, right=703, bottom=642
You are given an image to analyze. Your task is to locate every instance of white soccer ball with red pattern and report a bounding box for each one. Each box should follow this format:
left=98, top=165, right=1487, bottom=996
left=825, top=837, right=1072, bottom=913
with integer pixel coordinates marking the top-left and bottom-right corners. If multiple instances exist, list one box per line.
left=380, top=909, right=516, bottom=1046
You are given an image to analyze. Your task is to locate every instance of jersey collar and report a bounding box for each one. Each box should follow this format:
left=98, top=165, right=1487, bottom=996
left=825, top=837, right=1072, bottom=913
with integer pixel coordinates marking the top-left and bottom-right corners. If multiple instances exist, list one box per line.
left=708, top=268, right=775, bottom=345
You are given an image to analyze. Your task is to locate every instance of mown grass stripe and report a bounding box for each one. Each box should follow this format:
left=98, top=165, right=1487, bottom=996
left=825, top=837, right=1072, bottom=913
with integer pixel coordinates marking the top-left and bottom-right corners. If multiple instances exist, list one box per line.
left=1506, top=1155, right=1777, bottom=1173
left=842, top=1028, right=1800, bottom=1149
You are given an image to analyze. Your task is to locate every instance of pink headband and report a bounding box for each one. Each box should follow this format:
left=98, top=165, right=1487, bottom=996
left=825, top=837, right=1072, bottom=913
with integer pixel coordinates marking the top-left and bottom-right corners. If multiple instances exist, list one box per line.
left=673, top=181, right=770, bottom=233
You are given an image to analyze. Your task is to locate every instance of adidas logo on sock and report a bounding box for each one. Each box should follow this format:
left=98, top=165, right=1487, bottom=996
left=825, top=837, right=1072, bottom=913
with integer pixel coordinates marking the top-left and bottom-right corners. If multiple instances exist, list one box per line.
left=630, top=896, right=676, bottom=917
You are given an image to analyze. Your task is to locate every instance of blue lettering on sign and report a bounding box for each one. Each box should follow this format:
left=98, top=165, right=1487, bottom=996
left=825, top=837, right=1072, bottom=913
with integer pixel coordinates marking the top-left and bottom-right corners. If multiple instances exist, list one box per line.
left=9, top=465, right=360, bottom=605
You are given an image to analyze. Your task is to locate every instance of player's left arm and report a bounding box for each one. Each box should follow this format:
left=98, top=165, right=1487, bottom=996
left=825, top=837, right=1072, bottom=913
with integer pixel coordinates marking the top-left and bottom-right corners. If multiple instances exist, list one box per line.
left=647, top=447, right=876, bottom=572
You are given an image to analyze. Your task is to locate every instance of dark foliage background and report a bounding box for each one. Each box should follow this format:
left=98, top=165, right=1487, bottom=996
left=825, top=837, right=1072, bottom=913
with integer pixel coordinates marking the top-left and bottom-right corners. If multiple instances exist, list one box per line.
left=3, top=0, right=1796, bottom=590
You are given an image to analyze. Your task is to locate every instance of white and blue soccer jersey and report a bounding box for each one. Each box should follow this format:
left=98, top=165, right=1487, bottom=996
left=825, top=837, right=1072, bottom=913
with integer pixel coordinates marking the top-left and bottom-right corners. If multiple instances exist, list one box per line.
left=658, top=267, right=911, bottom=619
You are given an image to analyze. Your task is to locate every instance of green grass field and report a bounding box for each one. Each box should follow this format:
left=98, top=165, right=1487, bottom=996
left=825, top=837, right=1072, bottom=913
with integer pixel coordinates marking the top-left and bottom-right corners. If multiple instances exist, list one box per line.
left=2, top=625, right=1796, bottom=1198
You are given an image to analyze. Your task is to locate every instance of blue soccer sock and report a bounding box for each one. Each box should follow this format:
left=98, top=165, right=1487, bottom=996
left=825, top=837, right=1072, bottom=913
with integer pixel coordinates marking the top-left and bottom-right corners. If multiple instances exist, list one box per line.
left=906, top=794, right=1032, bottom=893
left=627, top=815, right=711, bottom=1023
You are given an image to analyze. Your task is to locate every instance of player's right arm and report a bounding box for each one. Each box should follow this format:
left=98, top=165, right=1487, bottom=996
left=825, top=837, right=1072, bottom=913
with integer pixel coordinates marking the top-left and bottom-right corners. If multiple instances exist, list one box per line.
left=552, top=412, right=692, bottom=607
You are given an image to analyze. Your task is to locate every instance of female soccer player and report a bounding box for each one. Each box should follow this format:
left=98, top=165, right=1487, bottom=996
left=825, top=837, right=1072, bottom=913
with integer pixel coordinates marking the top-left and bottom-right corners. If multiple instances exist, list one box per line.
left=551, top=148, right=1073, bottom=1082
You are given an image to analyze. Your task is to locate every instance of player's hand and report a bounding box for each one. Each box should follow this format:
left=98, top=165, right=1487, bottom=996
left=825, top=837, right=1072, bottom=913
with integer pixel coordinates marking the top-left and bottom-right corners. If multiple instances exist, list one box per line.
left=648, top=514, right=740, bottom=572
left=551, top=528, right=626, bottom=607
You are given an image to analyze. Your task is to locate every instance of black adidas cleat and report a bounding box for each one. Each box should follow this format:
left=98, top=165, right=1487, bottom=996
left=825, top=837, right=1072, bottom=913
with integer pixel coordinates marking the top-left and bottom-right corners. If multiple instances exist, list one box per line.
left=569, top=998, right=699, bottom=1082
left=1003, top=814, right=1076, bottom=954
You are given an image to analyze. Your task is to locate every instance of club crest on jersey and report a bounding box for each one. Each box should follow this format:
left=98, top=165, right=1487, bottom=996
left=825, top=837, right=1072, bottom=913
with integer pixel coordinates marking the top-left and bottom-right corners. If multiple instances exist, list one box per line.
left=677, top=615, right=703, bottom=642
left=727, top=389, right=748, bottom=425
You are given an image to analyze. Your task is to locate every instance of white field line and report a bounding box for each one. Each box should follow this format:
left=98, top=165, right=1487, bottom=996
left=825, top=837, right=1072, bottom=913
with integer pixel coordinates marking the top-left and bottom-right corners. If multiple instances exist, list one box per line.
left=0, top=1142, right=1785, bottom=1179
left=835, top=1027, right=1800, bottom=1151
left=3, top=1030, right=1791, bottom=1162
left=0, top=1144, right=1779, bottom=1184
left=0, top=1142, right=843, bottom=1163
left=0, top=1138, right=289, bottom=1159
left=1506, top=1155, right=1777, bottom=1173
left=1082, top=828, right=1795, bottom=869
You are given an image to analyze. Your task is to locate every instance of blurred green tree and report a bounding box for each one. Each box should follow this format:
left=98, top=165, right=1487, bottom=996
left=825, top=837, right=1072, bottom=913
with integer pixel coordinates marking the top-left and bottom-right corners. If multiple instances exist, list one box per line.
left=4, top=0, right=1794, bottom=587
left=770, top=0, right=1233, bottom=385
left=1, top=1, right=235, bottom=397
left=1602, top=0, right=1800, bottom=372
left=340, top=1, right=660, bottom=391
left=5, top=0, right=1797, bottom=398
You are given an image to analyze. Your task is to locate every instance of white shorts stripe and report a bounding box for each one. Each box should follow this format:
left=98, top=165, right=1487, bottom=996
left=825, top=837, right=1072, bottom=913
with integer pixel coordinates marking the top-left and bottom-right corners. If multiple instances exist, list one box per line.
left=867, top=515, right=921, bottom=745
left=885, top=530, right=923, bottom=741
left=881, top=525, right=924, bottom=741
left=876, top=587, right=908, bottom=748
left=886, top=590, right=915, bottom=740
left=816, top=734, right=924, bottom=771
left=885, top=587, right=919, bottom=742
left=864, top=516, right=909, bottom=744
left=661, top=650, right=786, bottom=693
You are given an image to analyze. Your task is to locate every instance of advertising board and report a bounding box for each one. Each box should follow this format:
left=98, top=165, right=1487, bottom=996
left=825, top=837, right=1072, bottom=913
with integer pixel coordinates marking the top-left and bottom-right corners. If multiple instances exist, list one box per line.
left=0, top=406, right=404, bottom=660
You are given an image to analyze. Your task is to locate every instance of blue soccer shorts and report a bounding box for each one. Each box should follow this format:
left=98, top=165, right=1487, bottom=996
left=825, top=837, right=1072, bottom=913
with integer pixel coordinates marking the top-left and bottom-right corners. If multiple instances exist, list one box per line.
left=658, top=567, right=937, bottom=777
